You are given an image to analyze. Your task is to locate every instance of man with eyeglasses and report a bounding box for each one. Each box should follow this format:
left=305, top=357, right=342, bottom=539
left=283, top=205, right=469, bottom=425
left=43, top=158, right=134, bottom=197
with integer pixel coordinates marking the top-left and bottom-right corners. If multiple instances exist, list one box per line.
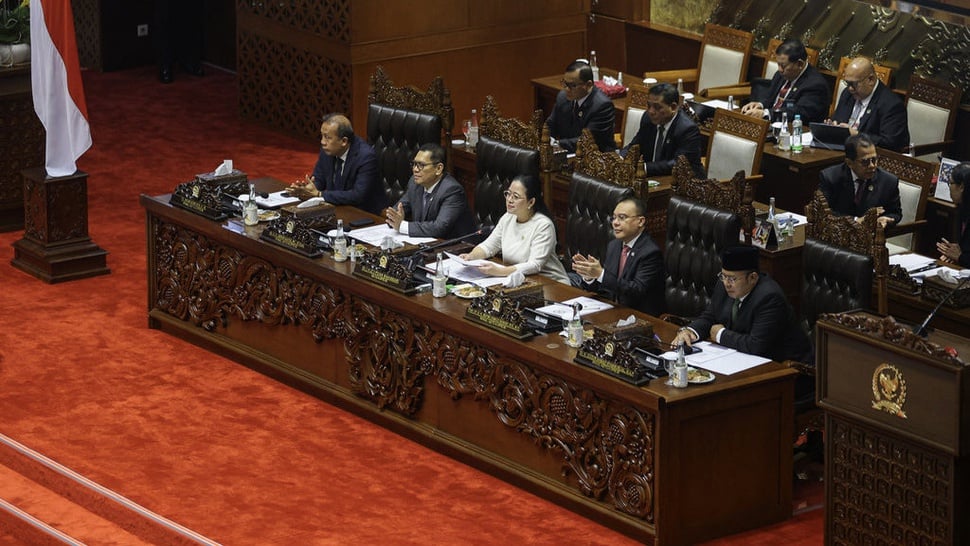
left=385, top=143, right=474, bottom=239
left=818, top=133, right=901, bottom=228
left=290, top=113, right=386, bottom=214
left=569, top=197, right=665, bottom=315
left=621, top=83, right=704, bottom=177
left=741, top=39, right=829, bottom=124
left=671, top=246, right=812, bottom=365
left=827, top=56, right=909, bottom=152
left=545, top=60, right=616, bottom=153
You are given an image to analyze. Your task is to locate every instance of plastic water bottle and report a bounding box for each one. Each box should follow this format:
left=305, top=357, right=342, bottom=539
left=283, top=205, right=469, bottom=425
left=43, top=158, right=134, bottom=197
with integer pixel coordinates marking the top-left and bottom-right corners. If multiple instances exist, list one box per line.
left=727, top=95, right=735, bottom=111
left=791, top=114, right=803, bottom=153
left=432, top=252, right=447, bottom=298
left=589, top=50, right=600, bottom=81
left=333, top=219, right=347, bottom=262
left=468, top=109, right=479, bottom=147
left=778, top=112, right=791, bottom=151
left=617, top=71, right=623, bottom=85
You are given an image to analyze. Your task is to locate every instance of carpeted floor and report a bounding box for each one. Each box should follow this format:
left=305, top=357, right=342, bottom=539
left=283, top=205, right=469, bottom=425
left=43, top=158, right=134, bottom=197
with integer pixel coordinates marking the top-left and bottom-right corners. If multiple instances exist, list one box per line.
left=0, top=65, right=823, bottom=544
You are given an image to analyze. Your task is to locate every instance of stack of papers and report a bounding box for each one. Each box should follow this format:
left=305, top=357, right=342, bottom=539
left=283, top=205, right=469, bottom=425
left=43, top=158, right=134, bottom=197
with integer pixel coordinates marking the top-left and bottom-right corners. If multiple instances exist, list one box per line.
left=254, top=190, right=300, bottom=209
left=661, top=341, right=770, bottom=375
left=533, top=296, right=614, bottom=319
left=342, top=224, right=436, bottom=246
left=889, top=253, right=948, bottom=281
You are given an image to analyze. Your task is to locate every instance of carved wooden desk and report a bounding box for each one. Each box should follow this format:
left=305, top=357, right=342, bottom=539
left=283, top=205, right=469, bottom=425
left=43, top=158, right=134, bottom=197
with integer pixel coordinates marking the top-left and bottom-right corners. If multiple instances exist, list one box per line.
left=141, top=182, right=795, bottom=545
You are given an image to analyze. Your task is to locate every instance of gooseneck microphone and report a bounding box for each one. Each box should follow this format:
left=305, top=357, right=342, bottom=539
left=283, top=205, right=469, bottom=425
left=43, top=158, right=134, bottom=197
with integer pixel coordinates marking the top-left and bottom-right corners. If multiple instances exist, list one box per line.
left=913, top=274, right=970, bottom=337
left=406, top=228, right=491, bottom=271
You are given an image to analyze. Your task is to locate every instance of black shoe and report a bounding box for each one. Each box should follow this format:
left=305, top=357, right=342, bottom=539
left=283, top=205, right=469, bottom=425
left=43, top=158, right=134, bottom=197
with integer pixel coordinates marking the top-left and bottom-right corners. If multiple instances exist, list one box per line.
left=181, top=62, right=205, bottom=77
left=159, top=65, right=174, bottom=84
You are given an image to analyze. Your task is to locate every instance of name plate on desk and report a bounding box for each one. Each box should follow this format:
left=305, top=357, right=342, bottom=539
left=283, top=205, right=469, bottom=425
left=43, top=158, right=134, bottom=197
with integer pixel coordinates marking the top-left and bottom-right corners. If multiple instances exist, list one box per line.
left=259, top=216, right=323, bottom=258
left=353, top=251, right=423, bottom=294
left=169, top=179, right=249, bottom=221
left=575, top=324, right=663, bottom=385
left=464, top=293, right=536, bottom=339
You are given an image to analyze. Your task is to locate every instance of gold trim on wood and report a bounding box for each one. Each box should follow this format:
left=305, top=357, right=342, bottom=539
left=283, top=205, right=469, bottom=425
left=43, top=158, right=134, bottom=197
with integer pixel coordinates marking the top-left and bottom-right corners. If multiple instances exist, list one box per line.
left=574, top=129, right=647, bottom=198
left=367, top=66, right=454, bottom=141
left=479, top=95, right=543, bottom=150
left=671, top=155, right=756, bottom=241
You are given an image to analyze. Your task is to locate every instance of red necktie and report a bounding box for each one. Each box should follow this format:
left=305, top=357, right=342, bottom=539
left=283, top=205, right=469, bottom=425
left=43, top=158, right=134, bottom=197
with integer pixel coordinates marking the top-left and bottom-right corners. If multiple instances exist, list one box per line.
left=772, top=80, right=792, bottom=111
left=618, top=245, right=630, bottom=278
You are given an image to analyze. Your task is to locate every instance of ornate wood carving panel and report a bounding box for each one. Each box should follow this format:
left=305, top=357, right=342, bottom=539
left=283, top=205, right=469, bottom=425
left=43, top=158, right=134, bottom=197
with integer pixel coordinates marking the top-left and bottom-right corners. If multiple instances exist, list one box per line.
left=149, top=215, right=657, bottom=522
left=23, top=176, right=88, bottom=244
left=828, top=415, right=953, bottom=545
left=236, top=0, right=350, bottom=44
left=0, top=89, right=44, bottom=204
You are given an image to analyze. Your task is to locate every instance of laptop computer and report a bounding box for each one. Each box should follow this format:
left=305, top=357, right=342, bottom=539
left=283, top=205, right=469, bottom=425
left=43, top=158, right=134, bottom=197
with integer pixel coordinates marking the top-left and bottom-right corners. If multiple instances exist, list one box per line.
left=809, top=122, right=850, bottom=151
left=686, top=100, right=716, bottom=124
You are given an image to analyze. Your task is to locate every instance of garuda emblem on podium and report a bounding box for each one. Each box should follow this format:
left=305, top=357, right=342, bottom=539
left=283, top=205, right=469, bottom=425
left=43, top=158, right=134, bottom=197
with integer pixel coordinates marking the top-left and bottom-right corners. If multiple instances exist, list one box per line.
left=871, top=363, right=907, bottom=419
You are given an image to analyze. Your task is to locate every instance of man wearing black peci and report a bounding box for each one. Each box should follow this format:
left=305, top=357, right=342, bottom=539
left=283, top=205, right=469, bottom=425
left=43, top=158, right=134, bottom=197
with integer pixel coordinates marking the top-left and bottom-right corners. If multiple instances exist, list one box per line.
left=545, top=60, right=617, bottom=153
left=385, top=143, right=474, bottom=240
left=570, top=197, right=665, bottom=316
left=621, top=83, right=705, bottom=178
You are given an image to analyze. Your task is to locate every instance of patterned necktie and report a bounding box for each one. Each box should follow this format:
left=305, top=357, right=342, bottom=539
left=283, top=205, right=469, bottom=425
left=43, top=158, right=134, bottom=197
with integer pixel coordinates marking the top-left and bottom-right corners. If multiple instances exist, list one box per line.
left=772, top=80, right=792, bottom=111
left=653, top=126, right=665, bottom=162
left=618, top=245, right=630, bottom=278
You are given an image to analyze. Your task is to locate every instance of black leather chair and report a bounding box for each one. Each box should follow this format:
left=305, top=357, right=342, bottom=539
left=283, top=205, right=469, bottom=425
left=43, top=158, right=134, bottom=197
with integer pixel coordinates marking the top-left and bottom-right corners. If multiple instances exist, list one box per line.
left=366, top=67, right=453, bottom=205
left=474, top=96, right=544, bottom=233
left=664, top=156, right=755, bottom=320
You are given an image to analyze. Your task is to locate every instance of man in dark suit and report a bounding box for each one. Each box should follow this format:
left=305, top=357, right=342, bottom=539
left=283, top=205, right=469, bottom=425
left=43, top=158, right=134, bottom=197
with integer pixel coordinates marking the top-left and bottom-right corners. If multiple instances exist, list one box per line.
left=818, top=133, right=902, bottom=229
left=290, top=113, right=386, bottom=214
left=622, top=83, right=705, bottom=177
left=936, top=162, right=970, bottom=267
left=545, top=60, right=616, bottom=153
left=385, top=143, right=474, bottom=240
left=741, top=39, right=830, bottom=124
left=570, top=197, right=665, bottom=316
left=829, top=57, right=909, bottom=152
left=672, top=246, right=812, bottom=364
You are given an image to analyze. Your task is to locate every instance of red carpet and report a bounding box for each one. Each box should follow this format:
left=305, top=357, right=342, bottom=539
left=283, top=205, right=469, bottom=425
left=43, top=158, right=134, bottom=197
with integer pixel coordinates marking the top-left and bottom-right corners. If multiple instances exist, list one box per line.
left=0, top=65, right=823, bottom=544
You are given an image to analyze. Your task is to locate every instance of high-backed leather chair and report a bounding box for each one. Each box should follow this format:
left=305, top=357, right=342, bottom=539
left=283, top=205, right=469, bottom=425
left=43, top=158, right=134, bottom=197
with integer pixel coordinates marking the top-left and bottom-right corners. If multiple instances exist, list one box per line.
left=905, top=75, right=961, bottom=161
left=664, top=156, right=756, bottom=320
left=474, top=96, right=546, bottom=233
left=643, top=23, right=753, bottom=99
left=367, top=67, right=454, bottom=205
left=706, top=108, right=769, bottom=181
left=876, top=148, right=935, bottom=255
left=565, top=130, right=644, bottom=262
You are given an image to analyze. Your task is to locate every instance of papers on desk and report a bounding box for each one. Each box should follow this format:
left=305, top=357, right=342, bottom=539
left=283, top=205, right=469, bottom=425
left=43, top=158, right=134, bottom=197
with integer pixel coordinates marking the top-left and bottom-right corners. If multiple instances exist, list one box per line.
left=342, top=223, right=436, bottom=246
left=889, top=253, right=949, bottom=282
left=444, top=251, right=490, bottom=268
left=254, top=190, right=300, bottom=209
left=702, top=99, right=731, bottom=110
left=661, top=341, right=771, bottom=375
left=427, top=256, right=507, bottom=286
left=533, top=296, right=614, bottom=320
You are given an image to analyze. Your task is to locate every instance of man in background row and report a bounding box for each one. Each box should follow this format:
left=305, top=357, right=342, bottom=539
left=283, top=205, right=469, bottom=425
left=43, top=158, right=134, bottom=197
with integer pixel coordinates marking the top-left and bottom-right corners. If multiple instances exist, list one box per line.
left=828, top=56, right=909, bottom=152
left=621, top=83, right=704, bottom=178
left=741, top=38, right=830, bottom=124
left=818, top=133, right=901, bottom=229
left=290, top=113, right=386, bottom=215
left=546, top=60, right=616, bottom=154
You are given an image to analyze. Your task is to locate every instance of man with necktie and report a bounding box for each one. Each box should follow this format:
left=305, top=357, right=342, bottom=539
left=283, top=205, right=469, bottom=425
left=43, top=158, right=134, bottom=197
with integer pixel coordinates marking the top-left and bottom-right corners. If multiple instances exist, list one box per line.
left=936, top=162, right=970, bottom=267
left=545, top=60, right=616, bottom=153
left=570, top=197, right=665, bottom=315
left=818, top=133, right=902, bottom=229
left=672, top=245, right=812, bottom=365
left=385, top=143, right=474, bottom=239
left=290, top=113, right=386, bottom=214
left=740, top=39, right=830, bottom=123
left=827, top=57, right=909, bottom=152
left=621, top=83, right=705, bottom=177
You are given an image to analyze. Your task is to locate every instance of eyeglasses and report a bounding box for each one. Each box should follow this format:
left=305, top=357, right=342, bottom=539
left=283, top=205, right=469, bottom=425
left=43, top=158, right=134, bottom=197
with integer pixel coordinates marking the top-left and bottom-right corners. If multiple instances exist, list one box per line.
left=503, top=190, right=525, bottom=201
left=854, top=156, right=878, bottom=166
left=717, top=272, right=748, bottom=285
left=411, top=161, right=438, bottom=170
left=843, top=75, right=872, bottom=89
left=560, top=79, right=585, bottom=90
left=609, top=214, right=643, bottom=223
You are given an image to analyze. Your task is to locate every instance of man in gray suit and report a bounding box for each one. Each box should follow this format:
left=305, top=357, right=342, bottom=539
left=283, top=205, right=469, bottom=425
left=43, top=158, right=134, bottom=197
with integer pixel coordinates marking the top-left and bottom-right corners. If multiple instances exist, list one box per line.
left=385, top=143, right=474, bottom=239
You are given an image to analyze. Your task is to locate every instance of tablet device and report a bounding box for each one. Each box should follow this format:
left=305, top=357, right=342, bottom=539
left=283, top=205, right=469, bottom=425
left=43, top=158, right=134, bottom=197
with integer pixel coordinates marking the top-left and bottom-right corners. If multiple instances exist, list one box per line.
left=809, top=122, right=850, bottom=151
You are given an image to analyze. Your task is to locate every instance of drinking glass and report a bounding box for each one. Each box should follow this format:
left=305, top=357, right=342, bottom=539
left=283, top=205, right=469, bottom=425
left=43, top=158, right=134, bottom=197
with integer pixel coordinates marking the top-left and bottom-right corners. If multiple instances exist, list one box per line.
left=461, top=120, right=472, bottom=149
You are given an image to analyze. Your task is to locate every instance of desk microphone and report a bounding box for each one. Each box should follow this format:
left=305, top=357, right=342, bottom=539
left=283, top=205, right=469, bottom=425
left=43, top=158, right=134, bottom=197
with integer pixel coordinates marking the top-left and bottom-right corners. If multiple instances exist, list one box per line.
left=912, top=274, right=970, bottom=337
left=406, top=228, right=491, bottom=270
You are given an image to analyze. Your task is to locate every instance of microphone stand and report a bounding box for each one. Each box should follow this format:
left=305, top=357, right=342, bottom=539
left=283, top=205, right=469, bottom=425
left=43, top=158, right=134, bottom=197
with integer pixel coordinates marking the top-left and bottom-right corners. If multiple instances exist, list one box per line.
left=405, top=229, right=488, bottom=271
left=913, top=274, right=970, bottom=337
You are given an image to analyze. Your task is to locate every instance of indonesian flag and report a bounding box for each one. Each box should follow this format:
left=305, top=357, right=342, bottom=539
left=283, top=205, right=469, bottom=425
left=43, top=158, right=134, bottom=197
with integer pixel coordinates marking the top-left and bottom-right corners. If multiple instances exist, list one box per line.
left=30, top=0, right=91, bottom=177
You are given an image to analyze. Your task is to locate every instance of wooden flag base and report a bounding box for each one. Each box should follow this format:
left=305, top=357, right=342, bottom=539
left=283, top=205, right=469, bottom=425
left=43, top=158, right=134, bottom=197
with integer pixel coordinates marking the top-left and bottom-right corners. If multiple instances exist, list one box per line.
left=11, top=167, right=109, bottom=283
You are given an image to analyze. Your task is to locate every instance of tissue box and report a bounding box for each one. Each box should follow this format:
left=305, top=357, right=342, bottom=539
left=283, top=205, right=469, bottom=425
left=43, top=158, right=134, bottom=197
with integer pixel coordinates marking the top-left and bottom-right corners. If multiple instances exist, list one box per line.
left=196, top=169, right=248, bottom=186
left=281, top=201, right=335, bottom=222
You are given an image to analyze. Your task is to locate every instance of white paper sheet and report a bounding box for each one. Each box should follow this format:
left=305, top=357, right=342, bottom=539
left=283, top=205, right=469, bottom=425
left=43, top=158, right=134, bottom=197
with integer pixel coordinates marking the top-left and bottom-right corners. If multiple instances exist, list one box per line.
left=341, top=223, right=435, bottom=246
left=426, top=257, right=502, bottom=284
left=889, top=253, right=937, bottom=272
left=444, top=251, right=491, bottom=267
left=533, top=296, right=614, bottom=319
left=662, top=341, right=770, bottom=375
left=254, top=190, right=301, bottom=209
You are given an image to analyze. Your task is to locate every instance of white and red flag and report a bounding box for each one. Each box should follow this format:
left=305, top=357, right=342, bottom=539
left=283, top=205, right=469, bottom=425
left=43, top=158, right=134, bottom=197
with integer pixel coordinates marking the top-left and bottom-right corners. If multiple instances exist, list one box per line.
left=29, top=0, right=91, bottom=177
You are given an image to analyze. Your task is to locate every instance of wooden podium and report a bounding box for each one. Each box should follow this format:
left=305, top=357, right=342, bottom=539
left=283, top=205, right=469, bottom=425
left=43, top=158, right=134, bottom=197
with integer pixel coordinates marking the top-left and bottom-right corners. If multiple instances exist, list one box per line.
left=816, top=312, right=969, bottom=546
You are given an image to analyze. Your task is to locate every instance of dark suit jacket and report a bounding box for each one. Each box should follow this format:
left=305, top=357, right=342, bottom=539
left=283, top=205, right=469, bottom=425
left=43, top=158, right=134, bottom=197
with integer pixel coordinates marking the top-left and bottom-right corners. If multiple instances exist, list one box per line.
left=688, top=274, right=813, bottom=363
left=585, top=233, right=665, bottom=316
left=818, top=164, right=902, bottom=224
left=311, top=136, right=386, bottom=214
left=546, top=86, right=616, bottom=153
left=832, top=81, right=910, bottom=152
left=622, top=111, right=705, bottom=177
left=752, top=64, right=830, bottom=124
left=396, top=173, right=475, bottom=239
left=957, top=208, right=970, bottom=268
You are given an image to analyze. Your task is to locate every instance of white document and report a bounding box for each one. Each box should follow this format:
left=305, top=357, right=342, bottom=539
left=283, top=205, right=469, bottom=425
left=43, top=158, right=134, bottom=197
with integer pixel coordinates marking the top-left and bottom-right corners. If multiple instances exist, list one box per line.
left=889, top=253, right=937, bottom=272
left=255, top=190, right=300, bottom=209
left=661, top=341, right=770, bottom=375
left=533, top=296, right=614, bottom=319
left=703, top=99, right=731, bottom=110
left=428, top=257, right=495, bottom=284
left=444, top=251, right=491, bottom=267
left=342, top=223, right=435, bottom=246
